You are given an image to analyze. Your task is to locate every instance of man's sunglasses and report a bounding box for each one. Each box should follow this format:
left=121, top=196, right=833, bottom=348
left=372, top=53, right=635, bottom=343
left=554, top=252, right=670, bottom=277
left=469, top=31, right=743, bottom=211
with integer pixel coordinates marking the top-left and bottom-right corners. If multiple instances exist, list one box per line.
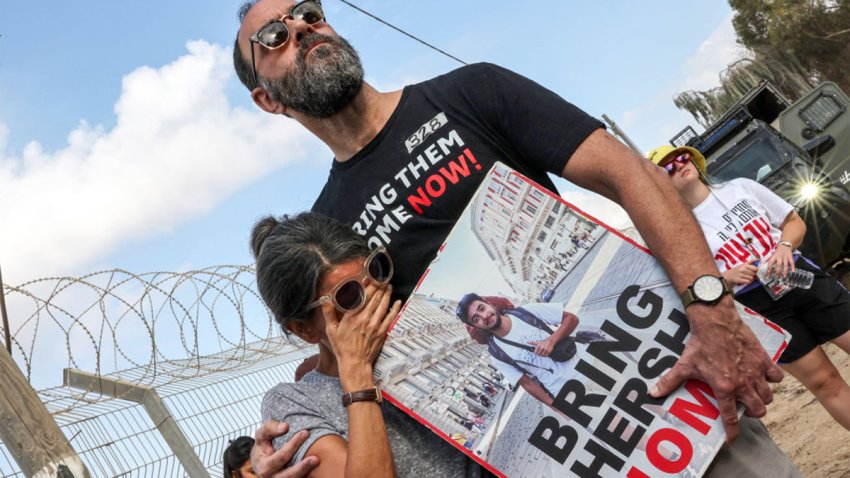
left=305, top=247, right=394, bottom=313
left=248, top=0, right=325, bottom=85
left=662, top=153, right=691, bottom=176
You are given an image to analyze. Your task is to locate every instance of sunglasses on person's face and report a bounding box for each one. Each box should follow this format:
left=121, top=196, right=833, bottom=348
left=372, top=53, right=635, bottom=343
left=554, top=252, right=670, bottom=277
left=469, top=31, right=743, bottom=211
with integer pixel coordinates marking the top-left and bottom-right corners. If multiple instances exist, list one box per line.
left=663, top=153, right=691, bottom=176
left=305, top=247, right=394, bottom=313
left=249, top=0, right=325, bottom=85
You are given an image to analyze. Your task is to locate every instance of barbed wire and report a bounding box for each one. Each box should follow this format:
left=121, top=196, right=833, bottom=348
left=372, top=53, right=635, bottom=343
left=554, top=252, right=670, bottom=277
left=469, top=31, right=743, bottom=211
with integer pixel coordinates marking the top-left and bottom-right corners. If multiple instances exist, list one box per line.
left=1, top=266, right=289, bottom=390
left=0, top=266, right=319, bottom=476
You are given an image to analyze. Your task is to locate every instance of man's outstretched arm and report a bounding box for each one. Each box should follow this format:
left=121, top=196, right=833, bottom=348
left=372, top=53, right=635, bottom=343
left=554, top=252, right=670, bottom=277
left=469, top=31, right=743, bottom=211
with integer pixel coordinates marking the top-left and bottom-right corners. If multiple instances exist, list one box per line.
left=561, top=129, right=783, bottom=442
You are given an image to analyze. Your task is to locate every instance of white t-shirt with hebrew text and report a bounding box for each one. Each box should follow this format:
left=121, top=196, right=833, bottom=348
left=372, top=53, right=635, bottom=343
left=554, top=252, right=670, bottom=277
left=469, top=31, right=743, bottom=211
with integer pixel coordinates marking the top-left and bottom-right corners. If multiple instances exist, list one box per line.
left=692, top=178, right=794, bottom=293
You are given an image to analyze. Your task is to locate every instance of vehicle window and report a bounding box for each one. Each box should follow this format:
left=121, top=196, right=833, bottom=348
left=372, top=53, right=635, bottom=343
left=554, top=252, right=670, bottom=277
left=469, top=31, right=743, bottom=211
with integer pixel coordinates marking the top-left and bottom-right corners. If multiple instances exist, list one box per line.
left=799, top=92, right=845, bottom=133
left=756, top=164, right=772, bottom=181
left=711, top=138, right=789, bottom=182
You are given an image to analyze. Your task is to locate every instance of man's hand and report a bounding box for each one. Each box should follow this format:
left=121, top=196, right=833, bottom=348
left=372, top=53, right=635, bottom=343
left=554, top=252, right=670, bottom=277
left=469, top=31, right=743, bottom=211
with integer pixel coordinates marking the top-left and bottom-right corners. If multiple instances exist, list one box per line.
left=251, top=420, right=319, bottom=478
left=649, top=299, right=784, bottom=442
left=528, top=310, right=579, bottom=357
left=528, top=337, right=555, bottom=357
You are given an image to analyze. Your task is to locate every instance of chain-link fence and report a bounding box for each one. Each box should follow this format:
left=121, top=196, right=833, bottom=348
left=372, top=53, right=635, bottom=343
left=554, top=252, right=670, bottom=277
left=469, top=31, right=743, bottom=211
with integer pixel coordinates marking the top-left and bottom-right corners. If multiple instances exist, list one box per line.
left=0, top=267, right=315, bottom=477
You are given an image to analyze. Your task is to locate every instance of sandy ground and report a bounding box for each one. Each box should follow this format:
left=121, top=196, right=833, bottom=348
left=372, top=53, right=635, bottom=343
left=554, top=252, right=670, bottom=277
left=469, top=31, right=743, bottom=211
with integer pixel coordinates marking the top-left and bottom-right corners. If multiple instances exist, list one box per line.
left=763, top=343, right=850, bottom=477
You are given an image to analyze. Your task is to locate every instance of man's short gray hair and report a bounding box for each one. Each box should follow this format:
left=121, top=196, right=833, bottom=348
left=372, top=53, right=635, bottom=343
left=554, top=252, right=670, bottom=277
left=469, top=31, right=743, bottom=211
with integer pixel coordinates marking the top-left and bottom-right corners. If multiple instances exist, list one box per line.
left=233, top=1, right=261, bottom=90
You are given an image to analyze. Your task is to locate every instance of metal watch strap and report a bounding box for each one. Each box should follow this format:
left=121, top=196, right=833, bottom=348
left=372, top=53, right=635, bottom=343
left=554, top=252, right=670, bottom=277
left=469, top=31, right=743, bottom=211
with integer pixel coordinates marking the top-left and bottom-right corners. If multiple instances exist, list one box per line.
left=342, top=385, right=382, bottom=407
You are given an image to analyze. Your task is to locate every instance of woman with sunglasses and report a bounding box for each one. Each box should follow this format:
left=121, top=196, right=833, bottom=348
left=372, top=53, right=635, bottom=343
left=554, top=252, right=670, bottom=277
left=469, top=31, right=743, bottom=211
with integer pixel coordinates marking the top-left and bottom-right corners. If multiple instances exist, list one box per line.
left=250, top=212, right=483, bottom=477
left=648, top=145, right=850, bottom=432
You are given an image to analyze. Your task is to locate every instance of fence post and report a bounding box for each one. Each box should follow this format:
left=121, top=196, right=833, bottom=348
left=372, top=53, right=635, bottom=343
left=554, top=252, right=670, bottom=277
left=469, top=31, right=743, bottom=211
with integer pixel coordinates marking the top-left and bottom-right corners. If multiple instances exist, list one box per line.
left=64, top=368, right=211, bottom=478
left=0, top=349, right=91, bottom=477
left=602, top=114, right=643, bottom=155
left=1, top=266, right=11, bottom=354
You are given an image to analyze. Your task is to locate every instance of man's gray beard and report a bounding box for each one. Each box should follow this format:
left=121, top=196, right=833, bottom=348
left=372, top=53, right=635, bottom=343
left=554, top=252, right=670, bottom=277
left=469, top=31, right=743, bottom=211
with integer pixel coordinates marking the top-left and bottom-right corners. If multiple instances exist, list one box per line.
left=261, top=33, right=364, bottom=118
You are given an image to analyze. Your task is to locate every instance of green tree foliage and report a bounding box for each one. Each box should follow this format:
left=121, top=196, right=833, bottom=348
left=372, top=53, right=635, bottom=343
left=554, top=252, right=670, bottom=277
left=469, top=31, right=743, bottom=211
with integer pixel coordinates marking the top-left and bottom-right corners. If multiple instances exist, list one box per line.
left=674, top=0, right=850, bottom=127
left=674, top=47, right=814, bottom=128
left=731, top=0, right=850, bottom=91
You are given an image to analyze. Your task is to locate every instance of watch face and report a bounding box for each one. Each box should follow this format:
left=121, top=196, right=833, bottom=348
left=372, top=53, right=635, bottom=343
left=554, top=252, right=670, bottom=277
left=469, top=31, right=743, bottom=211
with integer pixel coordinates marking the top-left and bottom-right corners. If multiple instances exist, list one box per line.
left=693, top=275, right=724, bottom=302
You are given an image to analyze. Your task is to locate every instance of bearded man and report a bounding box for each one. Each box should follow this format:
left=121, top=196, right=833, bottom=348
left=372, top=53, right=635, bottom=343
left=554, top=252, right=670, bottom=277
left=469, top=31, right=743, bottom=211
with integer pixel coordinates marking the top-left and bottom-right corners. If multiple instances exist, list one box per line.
left=231, top=1, right=800, bottom=476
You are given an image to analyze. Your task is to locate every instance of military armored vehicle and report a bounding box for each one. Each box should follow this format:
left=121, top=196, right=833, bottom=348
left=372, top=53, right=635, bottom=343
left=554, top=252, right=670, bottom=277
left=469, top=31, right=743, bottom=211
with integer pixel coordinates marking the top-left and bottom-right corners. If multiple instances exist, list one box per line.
left=671, top=81, right=850, bottom=276
left=779, top=82, right=850, bottom=188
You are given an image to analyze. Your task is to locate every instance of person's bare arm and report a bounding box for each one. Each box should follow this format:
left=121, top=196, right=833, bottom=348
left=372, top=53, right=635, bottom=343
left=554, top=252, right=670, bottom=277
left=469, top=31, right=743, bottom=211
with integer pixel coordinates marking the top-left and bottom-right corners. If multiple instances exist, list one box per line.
left=764, top=211, right=806, bottom=279
left=305, top=284, right=399, bottom=478
left=562, top=129, right=783, bottom=441
left=518, top=375, right=577, bottom=425
left=518, top=374, right=554, bottom=406
left=254, top=287, right=400, bottom=478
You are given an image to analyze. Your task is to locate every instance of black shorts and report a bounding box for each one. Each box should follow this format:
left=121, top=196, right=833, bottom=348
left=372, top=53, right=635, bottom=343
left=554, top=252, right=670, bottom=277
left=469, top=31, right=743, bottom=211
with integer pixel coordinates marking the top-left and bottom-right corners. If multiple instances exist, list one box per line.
left=735, top=257, right=850, bottom=363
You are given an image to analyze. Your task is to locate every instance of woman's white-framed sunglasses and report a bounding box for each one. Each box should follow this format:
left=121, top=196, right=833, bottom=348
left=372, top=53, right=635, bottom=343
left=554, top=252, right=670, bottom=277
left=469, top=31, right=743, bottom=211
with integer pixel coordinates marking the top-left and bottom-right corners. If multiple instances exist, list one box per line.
left=305, top=247, right=394, bottom=313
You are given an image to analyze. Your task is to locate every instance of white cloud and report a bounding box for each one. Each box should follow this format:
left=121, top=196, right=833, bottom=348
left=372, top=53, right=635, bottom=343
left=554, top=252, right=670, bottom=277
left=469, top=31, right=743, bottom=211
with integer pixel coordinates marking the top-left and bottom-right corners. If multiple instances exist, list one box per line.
left=613, top=14, right=748, bottom=151
left=0, top=123, right=8, bottom=153
left=680, top=15, right=748, bottom=92
left=367, top=73, right=425, bottom=93
left=619, top=109, right=639, bottom=130
left=0, top=40, right=317, bottom=284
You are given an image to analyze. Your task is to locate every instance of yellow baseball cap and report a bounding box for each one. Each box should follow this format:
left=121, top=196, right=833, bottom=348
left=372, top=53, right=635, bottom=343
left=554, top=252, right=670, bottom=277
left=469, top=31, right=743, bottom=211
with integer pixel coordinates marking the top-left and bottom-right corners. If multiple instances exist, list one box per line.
left=647, top=145, right=706, bottom=175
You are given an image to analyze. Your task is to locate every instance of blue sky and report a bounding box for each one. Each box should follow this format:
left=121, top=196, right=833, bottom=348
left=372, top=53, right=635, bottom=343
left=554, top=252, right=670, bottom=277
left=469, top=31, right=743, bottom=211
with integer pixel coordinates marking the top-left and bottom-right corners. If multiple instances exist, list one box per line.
left=0, top=1, right=744, bottom=287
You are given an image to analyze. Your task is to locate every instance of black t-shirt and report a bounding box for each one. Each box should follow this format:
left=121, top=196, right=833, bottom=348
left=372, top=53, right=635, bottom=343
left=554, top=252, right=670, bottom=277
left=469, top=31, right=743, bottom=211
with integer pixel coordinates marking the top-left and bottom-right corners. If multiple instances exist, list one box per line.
left=312, top=63, right=603, bottom=300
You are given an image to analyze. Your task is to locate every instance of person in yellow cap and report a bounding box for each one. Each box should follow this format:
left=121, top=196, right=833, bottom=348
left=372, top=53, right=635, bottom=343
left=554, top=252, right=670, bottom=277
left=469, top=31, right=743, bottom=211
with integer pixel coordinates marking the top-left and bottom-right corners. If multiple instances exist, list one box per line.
left=649, top=144, right=850, bottom=432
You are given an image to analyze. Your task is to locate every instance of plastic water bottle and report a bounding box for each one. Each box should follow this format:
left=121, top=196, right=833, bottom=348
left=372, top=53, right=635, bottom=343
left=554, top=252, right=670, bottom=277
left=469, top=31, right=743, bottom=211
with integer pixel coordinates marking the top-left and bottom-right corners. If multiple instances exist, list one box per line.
left=756, top=262, right=814, bottom=300
left=779, top=269, right=814, bottom=289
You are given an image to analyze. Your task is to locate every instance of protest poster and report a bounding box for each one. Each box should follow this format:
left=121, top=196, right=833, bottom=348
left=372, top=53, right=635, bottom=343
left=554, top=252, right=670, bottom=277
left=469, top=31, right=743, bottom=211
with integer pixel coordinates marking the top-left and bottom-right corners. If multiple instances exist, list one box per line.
left=372, top=162, right=788, bottom=477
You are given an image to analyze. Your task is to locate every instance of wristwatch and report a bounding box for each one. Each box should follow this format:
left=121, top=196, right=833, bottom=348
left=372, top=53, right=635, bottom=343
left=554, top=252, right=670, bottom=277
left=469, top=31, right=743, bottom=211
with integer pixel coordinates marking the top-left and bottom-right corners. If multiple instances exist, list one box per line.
left=777, top=240, right=794, bottom=249
left=680, top=275, right=732, bottom=308
left=342, top=385, right=383, bottom=407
